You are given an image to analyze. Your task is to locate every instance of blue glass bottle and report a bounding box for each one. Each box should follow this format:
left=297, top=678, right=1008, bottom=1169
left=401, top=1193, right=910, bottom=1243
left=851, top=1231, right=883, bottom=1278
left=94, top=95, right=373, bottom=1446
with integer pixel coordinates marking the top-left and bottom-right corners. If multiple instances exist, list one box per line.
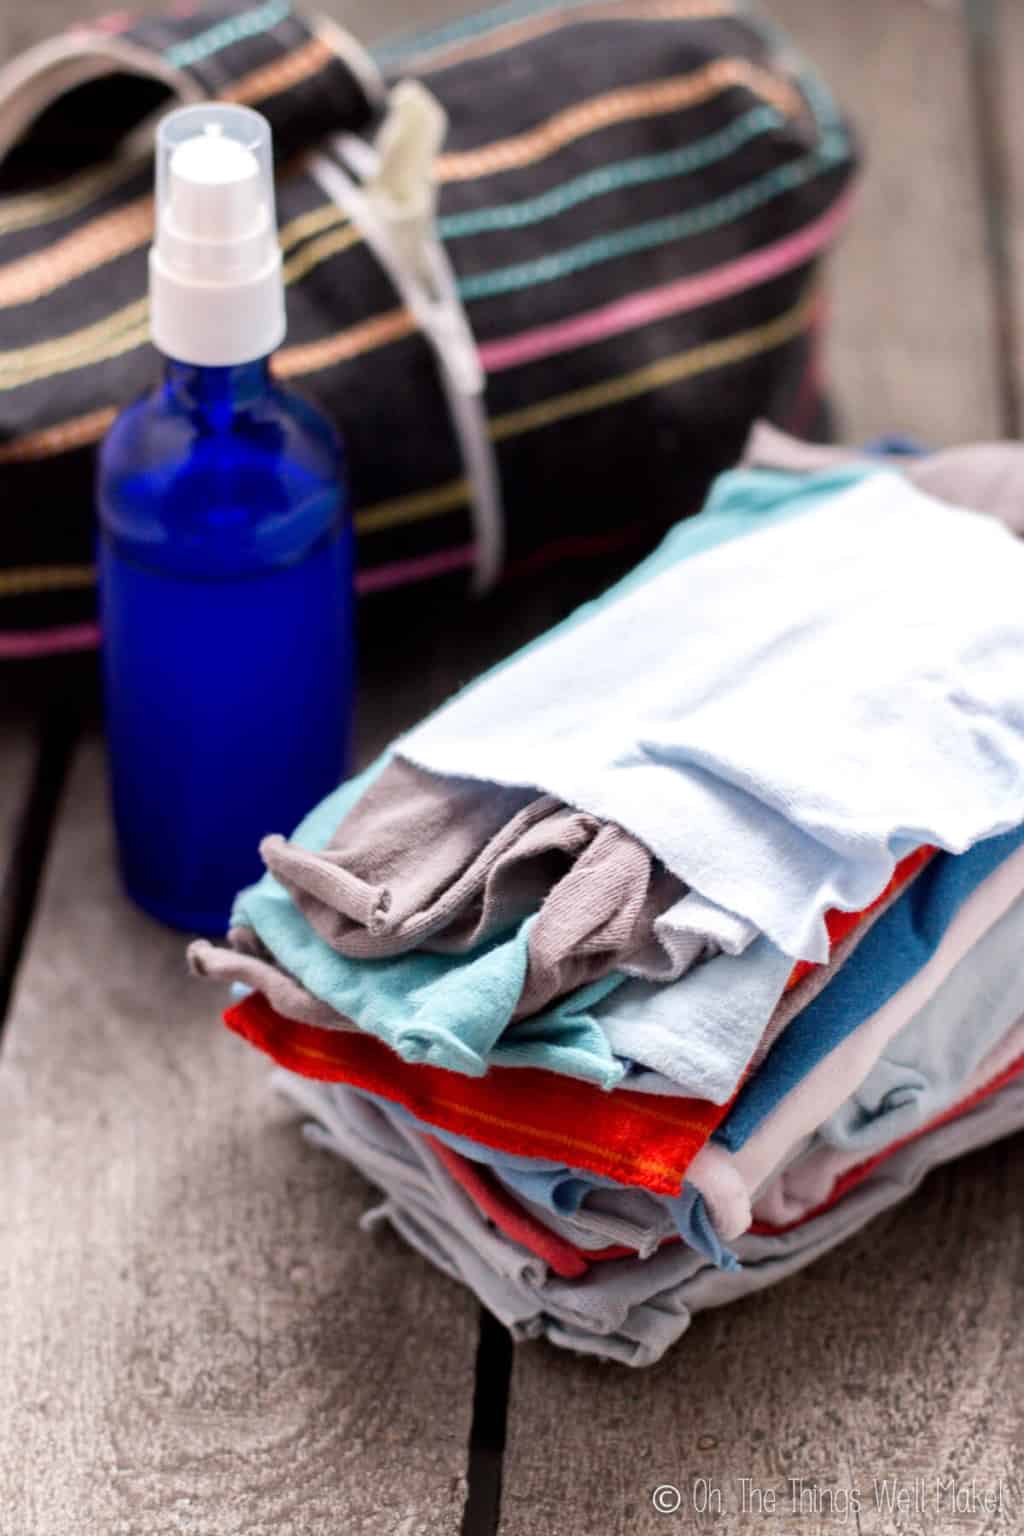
left=97, top=355, right=353, bottom=934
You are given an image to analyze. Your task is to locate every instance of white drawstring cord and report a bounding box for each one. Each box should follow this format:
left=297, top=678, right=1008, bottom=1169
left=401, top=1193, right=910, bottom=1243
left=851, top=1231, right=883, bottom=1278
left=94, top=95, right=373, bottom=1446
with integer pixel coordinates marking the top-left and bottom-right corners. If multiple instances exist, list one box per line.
left=309, top=80, right=504, bottom=593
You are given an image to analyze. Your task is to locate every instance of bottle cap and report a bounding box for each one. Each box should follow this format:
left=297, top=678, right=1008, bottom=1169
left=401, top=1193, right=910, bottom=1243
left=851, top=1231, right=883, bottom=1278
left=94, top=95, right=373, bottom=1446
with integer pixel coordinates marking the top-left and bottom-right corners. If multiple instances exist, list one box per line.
left=149, top=103, right=285, bottom=367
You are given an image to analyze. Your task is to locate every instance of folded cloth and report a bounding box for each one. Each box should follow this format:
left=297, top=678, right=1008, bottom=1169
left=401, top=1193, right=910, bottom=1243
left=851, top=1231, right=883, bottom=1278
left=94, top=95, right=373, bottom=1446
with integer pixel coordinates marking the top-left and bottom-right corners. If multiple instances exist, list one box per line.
left=397, top=470, right=1024, bottom=964
left=592, top=841, right=936, bottom=1104
left=192, top=464, right=878, bottom=1086
left=225, top=990, right=730, bottom=1194
left=262, top=761, right=692, bottom=988
left=323, top=835, right=1024, bottom=1247
left=423, top=1137, right=591, bottom=1281
left=268, top=797, right=682, bottom=1022
left=277, top=1068, right=1024, bottom=1366
left=753, top=1030, right=1024, bottom=1231
left=219, top=822, right=1024, bottom=1206
left=261, top=766, right=583, bottom=958
left=719, top=827, right=1024, bottom=1149
left=502, top=1182, right=676, bottom=1261
left=201, top=833, right=930, bottom=1108
left=671, top=834, right=1024, bottom=1239
left=815, top=892, right=1024, bottom=1157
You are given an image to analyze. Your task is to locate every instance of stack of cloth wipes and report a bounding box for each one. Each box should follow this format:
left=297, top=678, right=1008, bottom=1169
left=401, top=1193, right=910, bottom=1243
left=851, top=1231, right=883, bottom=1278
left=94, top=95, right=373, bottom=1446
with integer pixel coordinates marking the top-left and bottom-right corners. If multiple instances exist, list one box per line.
left=191, top=424, right=1024, bottom=1367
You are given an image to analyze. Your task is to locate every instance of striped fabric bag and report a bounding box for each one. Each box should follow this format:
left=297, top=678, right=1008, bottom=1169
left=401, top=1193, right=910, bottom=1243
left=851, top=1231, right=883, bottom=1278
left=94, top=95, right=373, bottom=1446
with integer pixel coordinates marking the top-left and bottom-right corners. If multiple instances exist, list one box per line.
left=0, top=0, right=857, bottom=661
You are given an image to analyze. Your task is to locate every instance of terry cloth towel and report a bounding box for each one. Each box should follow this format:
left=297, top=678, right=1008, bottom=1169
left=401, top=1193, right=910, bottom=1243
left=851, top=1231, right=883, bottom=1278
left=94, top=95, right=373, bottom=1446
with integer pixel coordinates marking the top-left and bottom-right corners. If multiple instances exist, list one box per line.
left=191, top=463, right=880, bottom=1086
left=397, top=470, right=1024, bottom=965
left=0, top=0, right=857, bottom=660
left=224, top=989, right=729, bottom=1195
left=277, top=1068, right=1024, bottom=1366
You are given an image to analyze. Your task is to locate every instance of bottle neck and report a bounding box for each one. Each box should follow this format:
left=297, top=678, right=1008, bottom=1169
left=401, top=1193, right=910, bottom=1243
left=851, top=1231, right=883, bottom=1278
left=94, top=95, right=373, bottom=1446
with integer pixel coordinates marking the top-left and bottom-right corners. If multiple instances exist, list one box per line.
left=162, top=356, right=273, bottom=429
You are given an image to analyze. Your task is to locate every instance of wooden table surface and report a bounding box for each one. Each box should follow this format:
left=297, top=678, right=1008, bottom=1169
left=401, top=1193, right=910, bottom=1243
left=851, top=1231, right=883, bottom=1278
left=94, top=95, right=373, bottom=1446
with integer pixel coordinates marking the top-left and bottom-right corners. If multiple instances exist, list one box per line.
left=1, top=3, right=1022, bottom=1533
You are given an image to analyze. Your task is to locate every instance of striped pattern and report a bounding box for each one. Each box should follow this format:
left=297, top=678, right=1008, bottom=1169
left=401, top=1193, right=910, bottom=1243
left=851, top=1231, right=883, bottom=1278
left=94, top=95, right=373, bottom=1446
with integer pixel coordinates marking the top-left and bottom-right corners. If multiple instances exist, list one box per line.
left=372, top=0, right=735, bottom=71
left=0, top=87, right=789, bottom=307
left=0, top=282, right=817, bottom=602
left=221, top=35, right=336, bottom=104
left=162, top=0, right=292, bottom=67
left=0, top=0, right=856, bottom=652
left=0, top=132, right=843, bottom=385
left=0, top=156, right=148, bottom=237
left=437, top=104, right=783, bottom=237
left=414, top=0, right=743, bottom=77
left=434, top=59, right=804, bottom=182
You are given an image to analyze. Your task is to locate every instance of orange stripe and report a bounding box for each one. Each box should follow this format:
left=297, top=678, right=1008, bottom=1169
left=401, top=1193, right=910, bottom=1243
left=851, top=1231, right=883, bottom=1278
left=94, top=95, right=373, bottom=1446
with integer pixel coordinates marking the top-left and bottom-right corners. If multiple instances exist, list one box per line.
left=273, top=1034, right=699, bottom=1186
left=0, top=309, right=415, bottom=460
left=0, top=406, right=117, bottom=463
left=435, top=58, right=804, bottom=182
left=272, top=306, right=416, bottom=377
left=220, top=35, right=335, bottom=105
left=0, top=153, right=317, bottom=311
left=0, top=196, right=153, bottom=308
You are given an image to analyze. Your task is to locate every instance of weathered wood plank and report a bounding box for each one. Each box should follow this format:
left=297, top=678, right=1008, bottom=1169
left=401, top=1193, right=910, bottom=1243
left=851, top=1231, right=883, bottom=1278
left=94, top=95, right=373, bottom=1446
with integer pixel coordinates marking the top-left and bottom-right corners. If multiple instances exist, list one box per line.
left=994, top=0, right=1024, bottom=434
left=499, top=1148, right=1024, bottom=1536
left=0, top=739, right=479, bottom=1536
left=772, top=0, right=1002, bottom=445
left=498, top=4, right=1021, bottom=1530
left=0, top=711, right=65, bottom=1025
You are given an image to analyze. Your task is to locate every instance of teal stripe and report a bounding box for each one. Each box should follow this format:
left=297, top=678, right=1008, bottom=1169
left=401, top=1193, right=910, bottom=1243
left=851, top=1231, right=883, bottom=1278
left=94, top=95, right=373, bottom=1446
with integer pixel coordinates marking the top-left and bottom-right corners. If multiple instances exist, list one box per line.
left=372, top=0, right=578, bottom=66
left=163, top=0, right=291, bottom=69
left=438, top=105, right=781, bottom=240
left=372, top=0, right=745, bottom=67
left=455, top=135, right=847, bottom=303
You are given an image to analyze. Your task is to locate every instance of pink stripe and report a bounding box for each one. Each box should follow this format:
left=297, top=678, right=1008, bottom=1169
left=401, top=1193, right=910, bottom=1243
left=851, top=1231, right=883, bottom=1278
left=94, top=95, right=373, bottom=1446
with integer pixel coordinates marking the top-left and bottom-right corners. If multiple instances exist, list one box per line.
left=0, top=621, right=101, bottom=659
left=355, top=543, right=474, bottom=595
left=477, top=184, right=857, bottom=375
left=0, top=556, right=473, bottom=660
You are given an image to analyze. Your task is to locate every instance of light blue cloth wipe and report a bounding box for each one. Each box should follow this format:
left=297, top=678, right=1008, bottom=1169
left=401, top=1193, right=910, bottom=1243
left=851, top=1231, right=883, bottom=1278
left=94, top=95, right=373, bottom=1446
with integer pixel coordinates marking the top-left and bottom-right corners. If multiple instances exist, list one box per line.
left=230, top=464, right=877, bottom=1081
left=591, top=934, right=795, bottom=1103
left=400, top=471, right=1024, bottom=964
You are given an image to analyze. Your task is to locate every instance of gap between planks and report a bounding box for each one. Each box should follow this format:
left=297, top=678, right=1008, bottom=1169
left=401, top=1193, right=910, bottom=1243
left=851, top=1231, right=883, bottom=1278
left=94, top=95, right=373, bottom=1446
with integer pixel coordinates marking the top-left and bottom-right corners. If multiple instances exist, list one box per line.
left=0, top=661, right=87, bottom=1035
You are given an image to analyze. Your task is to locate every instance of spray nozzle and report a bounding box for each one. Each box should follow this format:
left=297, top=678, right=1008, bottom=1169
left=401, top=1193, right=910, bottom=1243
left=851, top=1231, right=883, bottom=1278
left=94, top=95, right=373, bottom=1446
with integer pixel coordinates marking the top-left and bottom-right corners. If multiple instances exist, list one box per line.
left=149, top=103, right=285, bottom=367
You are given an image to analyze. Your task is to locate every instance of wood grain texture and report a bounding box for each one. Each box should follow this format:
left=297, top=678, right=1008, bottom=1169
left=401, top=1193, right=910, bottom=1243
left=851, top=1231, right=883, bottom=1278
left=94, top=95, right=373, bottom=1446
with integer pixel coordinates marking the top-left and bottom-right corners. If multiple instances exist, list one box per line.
left=499, top=1140, right=1024, bottom=1536
left=996, top=0, right=1024, bottom=430
left=770, top=0, right=1002, bottom=444
left=0, top=739, right=478, bottom=1536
